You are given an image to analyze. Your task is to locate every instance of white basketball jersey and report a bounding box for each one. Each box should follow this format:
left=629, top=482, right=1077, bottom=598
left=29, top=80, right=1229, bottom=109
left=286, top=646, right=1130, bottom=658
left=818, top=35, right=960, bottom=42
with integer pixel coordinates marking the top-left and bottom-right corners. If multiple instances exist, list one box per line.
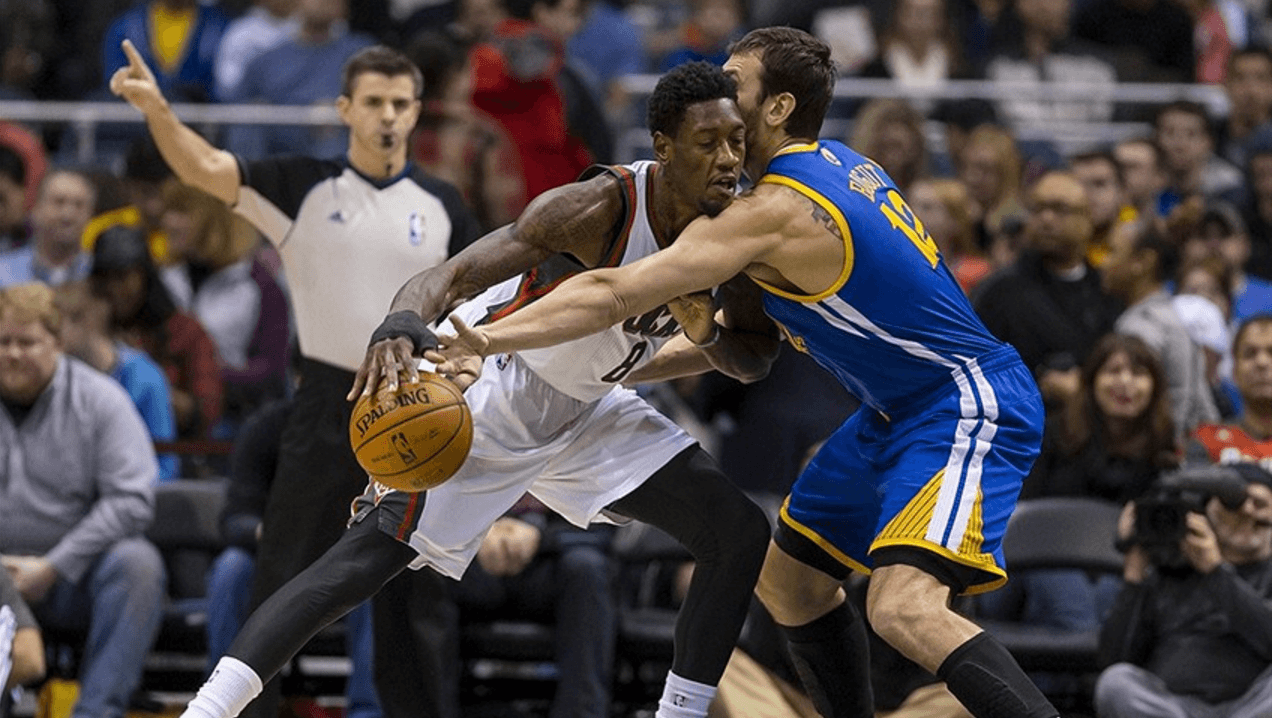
left=446, top=161, right=680, bottom=402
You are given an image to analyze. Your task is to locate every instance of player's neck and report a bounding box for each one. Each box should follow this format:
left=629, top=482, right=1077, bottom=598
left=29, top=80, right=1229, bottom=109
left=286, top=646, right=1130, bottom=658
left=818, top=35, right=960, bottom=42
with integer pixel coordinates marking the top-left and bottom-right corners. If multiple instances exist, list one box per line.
left=649, top=172, right=700, bottom=244
left=746, top=134, right=805, bottom=181
left=348, top=146, right=407, bottom=181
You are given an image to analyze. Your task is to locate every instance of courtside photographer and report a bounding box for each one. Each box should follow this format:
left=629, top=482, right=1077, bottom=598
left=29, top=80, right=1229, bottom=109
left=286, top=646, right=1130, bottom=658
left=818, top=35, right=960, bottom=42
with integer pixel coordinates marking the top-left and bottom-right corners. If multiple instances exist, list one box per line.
left=1096, top=465, right=1272, bottom=717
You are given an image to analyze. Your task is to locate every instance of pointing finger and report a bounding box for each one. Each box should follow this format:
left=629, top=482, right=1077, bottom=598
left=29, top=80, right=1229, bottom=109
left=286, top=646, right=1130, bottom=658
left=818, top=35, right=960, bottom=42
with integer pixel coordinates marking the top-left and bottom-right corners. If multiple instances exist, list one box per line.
left=121, top=39, right=145, bottom=69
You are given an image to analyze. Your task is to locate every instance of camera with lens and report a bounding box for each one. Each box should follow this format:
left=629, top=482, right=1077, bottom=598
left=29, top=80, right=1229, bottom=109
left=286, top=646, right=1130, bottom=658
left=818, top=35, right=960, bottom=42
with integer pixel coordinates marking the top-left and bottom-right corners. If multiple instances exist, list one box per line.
left=1133, top=466, right=1249, bottom=570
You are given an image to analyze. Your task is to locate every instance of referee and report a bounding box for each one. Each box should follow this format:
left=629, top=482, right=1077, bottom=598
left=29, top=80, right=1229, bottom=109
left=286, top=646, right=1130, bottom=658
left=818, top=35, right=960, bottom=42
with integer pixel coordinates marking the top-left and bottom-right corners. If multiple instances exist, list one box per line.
left=112, top=39, right=480, bottom=718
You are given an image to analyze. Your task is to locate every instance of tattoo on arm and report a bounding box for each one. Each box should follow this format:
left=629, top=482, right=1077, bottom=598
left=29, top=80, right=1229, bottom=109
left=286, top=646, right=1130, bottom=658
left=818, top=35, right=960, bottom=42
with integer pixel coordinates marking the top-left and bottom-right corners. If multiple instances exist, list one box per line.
left=811, top=201, right=843, bottom=240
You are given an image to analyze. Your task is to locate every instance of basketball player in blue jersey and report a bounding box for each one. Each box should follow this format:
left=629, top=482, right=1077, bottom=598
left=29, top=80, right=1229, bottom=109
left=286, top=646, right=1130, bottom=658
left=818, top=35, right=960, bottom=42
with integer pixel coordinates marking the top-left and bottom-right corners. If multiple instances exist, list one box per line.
left=436, top=27, right=1061, bottom=718
left=157, top=62, right=780, bottom=718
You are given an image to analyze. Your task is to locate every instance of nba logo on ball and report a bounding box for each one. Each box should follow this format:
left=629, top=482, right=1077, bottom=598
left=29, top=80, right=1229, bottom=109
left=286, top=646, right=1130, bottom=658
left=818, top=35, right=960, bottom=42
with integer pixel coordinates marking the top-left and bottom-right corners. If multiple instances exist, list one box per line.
left=349, top=372, right=474, bottom=492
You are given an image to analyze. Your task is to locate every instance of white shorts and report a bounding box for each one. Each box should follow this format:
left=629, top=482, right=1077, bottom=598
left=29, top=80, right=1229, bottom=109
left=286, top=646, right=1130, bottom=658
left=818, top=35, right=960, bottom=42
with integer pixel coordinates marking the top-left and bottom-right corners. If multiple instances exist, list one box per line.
left=349, top=352, right=695, bottom=579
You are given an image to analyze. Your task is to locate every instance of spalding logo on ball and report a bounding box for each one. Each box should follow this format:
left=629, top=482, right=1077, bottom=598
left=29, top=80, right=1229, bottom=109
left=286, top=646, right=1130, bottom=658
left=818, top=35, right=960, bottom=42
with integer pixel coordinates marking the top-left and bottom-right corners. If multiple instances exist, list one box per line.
left=349, top=372, right=473, bottom=492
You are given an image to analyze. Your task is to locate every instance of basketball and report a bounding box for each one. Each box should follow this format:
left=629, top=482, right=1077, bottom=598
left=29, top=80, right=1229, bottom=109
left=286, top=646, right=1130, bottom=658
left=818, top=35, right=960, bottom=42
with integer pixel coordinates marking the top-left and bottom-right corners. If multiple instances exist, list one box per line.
left=349, top=371, right=474, bottom=492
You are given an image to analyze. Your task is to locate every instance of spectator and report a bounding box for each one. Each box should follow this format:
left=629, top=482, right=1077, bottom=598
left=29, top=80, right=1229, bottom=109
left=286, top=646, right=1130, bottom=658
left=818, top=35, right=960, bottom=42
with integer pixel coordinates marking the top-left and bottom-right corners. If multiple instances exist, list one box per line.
left=224, top=0, right=376, bottom=160
left=659, top=0, right=746, bottom=71
left=907, top=178, right=992, bottom=294
left=54, top=280, right=179, bottom=482
left=0, top=122, right=49, bottom=228
left=101, top=0, right=228, bottom=102
left=206, top=395, right=382, bottom=718
left=958, top=123, right=1025, bottom=259
left=567, top=0, right=646, bottom=124
left=981, top=333, right=1178, bottom=642
left=1178, top=0, right=1243, bottom=84
left=847, top=99, right=928, bottom=195
left=0, top=569, right=43, bottom=697
left=1191, top=314, right=1272, bottom=470
left=407, top=30, right=526, bottom=233
left=90, top=226, right=224, bottom=441
left=973, top=170, right=1123, bottom=405
left=0, top=170, right=96, bottom=288
left=213, top=0, right=300, bottom=101
left=1173, top=292, right=1238, bottom=419
left=158, top=181, right=290, bottom=436
left=1155, top=100, right=1244, bottom=204
left=981, top=0, right=1119, bottom=126
left=526, top=0, right=614, bottom=165
left=455, top=497, right=617, bottom=718
left=82, top=136, right=175, bottom=265
left=1070, top=149, right=1137, bottom=268
left=1218, top=49, right=1272, bottom=169
left=1114, top=136, right=1172, bottom=223
left=1183, top=201, right=1272, bottom=326
left=468, top=0, right=595, bottom=201
left=930, top=97, right=998, bottom=179
left=1241, top=133, right=1272, bottom=280
left=0, top=146, right=25, bottom=252
left=860, top=0, right=966, bottom=114
left=1104, top=219, right=1222, bottom=437
left=1024, top=333, right=1180, bottom=503
left=0, top=282, right=165, bottom=718
left=1096, top=469, right=1272, bottom=717
left=1072, top=0, right=1195, bottom=83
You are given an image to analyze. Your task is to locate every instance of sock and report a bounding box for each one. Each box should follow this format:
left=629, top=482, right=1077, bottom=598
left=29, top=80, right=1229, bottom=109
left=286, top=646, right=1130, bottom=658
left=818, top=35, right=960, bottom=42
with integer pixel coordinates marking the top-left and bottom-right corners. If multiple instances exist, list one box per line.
left=936, top=632, right=1060, bottom=718
left=781, top=601, right=874, bottom=718
left=181, top=656, right=265, bottom=718
left=655, top=671, right=717, bottom=718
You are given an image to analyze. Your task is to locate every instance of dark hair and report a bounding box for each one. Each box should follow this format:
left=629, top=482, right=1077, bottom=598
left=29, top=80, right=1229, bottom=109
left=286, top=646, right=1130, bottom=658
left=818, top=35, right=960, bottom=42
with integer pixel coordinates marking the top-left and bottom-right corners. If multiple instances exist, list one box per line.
left=89, top=226, right=175, bottom=330
left=1234, top=313, right=1272, bottom=355
left=1154, top=100, right=1213, bottom=141
left=1060, top=333, right=1177, bottom=469
left=646, top=61, right=738, bottom=138
left=125, top=136, right=173, bottom=184
left=729, top=26, right=835, bottom=140
left=1128, top=220, right=1180, bottom=283
left=405, top=31, right=467, bottom=103
left=1070, top=149, right=1124, bottom=187
left=0, top=144, right=25, bottom=187
left=342, top=45, right=425, bottom=100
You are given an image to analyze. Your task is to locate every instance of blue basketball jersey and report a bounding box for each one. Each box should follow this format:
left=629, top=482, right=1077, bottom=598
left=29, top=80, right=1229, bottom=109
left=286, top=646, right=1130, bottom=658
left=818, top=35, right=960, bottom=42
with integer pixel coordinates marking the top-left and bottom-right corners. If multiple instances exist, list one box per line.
left=755, top=140, right=1009, bottom=414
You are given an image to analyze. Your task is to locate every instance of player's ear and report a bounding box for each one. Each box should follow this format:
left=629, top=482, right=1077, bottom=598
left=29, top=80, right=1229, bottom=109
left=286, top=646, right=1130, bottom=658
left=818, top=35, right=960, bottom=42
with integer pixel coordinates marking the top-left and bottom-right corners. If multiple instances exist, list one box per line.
left=336, top=94, right=352, bottom=123
left=766, top=92, right=797, bottom=130
left=652, top=131, right=672, bottom=164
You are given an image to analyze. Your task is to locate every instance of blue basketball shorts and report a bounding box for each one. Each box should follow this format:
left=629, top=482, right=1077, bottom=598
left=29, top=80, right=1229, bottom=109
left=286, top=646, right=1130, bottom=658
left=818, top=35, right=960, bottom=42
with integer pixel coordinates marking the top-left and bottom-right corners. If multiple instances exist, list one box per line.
left=777, top=351, right=1044, bottom=595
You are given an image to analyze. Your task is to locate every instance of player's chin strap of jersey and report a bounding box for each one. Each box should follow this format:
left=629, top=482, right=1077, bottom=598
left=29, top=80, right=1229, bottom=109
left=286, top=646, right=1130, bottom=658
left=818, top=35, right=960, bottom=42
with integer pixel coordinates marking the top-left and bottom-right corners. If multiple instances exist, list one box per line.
left=370, top=311, right=440, bottom=354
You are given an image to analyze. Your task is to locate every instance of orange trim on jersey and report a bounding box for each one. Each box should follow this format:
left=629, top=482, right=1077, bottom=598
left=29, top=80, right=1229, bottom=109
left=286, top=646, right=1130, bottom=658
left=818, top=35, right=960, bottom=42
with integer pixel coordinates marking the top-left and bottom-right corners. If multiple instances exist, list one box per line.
left=752, top=174, right=854, bottom=302
left=778, top=496, right=871, bottom=576
left=489, top=267, right=569, bottom=322
left=396, top=491, right=423, bottom=541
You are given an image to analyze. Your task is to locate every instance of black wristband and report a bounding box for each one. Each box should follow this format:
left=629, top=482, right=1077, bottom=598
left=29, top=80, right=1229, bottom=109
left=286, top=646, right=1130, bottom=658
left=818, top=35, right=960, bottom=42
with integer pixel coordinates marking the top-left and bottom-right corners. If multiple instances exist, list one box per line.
left=369, top=311, right=439, bottom=355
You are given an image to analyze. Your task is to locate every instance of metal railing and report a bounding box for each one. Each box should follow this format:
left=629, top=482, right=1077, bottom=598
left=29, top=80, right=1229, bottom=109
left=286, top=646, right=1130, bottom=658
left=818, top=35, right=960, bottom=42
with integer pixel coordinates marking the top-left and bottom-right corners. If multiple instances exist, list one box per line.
left=1, top=76, right=1230, bottom=166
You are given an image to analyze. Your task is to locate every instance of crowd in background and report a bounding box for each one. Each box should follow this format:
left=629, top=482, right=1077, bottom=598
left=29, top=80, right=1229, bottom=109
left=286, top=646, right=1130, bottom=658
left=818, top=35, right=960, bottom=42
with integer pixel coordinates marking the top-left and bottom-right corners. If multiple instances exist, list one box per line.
left=2, top=0, right=1272, bottom=717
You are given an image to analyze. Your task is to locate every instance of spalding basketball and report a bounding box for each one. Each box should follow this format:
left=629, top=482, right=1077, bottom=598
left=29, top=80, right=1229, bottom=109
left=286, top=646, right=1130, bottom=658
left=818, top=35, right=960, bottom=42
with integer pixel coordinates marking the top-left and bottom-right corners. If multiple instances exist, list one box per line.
left=349, top=372, right=474, bottom=492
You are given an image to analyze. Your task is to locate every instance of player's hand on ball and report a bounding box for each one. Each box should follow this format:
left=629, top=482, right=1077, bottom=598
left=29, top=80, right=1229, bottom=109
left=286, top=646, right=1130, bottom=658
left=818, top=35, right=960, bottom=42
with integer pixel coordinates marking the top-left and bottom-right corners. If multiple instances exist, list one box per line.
left=349, top=336, right=418, bottom=400
left=109, top=39, right=167, bottom=115
left=667, top=290, right=717, bottom=346
left=433, top=316, right=489, bottom=391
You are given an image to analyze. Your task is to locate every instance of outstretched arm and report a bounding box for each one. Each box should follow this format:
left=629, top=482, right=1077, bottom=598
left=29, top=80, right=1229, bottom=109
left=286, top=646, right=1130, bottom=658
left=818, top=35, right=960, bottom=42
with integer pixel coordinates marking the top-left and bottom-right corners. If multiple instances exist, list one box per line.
left=110, top=39, right=240, bottom=204
left=440, top=192, right=785, bottom=364
left=349, top=176, right=625, bottom=397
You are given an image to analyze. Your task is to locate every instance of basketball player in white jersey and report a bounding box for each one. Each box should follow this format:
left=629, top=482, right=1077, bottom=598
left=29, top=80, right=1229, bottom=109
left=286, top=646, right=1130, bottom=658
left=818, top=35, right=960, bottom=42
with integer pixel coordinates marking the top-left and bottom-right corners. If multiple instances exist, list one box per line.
left=174, top=62, right=778, bottom=718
